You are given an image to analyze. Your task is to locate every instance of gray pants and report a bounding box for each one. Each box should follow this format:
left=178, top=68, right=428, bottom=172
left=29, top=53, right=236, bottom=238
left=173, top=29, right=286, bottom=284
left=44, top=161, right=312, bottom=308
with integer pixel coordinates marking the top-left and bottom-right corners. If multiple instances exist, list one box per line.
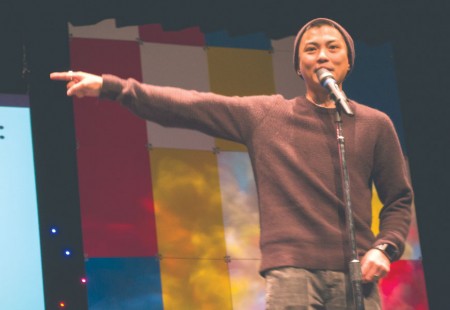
left=265, top=267, right=381, bottom=310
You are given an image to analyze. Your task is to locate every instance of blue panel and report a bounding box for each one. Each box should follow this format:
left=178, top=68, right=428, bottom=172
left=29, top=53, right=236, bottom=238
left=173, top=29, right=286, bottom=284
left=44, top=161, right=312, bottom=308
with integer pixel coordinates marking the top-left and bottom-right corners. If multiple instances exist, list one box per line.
left=86, top=257, right=163, bottom=310
left=0, top=96, right=45, bottom=310
left=205, top=31, right=272, bottom=50
left=345, top=42, right=406, bottom=151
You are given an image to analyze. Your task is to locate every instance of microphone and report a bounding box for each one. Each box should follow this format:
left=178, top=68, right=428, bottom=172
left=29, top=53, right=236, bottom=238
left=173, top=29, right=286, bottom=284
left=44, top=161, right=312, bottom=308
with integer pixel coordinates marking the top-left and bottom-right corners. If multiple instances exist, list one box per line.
left=316, top=68, right=354, bottom=116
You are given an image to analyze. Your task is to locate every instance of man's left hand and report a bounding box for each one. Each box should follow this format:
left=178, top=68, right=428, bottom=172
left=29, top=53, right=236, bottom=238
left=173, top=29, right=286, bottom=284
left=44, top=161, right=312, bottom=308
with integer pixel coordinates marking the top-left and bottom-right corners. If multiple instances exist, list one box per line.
left=361, top=248, right=391, bottom=282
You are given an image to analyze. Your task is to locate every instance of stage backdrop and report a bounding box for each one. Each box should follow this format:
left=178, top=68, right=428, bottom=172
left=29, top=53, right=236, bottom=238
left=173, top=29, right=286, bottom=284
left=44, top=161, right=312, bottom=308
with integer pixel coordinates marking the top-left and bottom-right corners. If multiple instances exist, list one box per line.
left=68, top=19, right=428, bottom=309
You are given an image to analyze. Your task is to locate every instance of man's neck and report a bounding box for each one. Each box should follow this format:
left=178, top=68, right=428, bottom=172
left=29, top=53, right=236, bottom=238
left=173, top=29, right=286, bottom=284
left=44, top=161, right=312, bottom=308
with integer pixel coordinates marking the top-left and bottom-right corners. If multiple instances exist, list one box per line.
left=306, top=91, right=336, bottom=109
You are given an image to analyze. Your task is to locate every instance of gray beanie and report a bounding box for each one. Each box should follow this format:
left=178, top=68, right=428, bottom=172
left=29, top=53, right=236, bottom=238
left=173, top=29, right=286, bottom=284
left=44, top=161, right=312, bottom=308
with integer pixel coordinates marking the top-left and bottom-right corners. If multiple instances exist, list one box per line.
left=293, top=18, right=355, bottom=76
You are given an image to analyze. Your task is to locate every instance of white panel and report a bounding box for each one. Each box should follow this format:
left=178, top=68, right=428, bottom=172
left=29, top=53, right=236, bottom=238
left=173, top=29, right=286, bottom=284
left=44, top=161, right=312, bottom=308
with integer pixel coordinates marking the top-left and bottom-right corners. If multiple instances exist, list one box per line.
left=217, top=152, right=260, bottom=259
left=228, top=259, right=265, bottom=310
left=140, top=42, right=210, bottom=90
left=69, top=19, right=139, bottom=41
left=271, top=36, right=295, bottom=52
left=141, top=42, right=214, bottom=150
left=272, top=36, right=306, bottom=99
left=146, top=121, right=215, bottom=150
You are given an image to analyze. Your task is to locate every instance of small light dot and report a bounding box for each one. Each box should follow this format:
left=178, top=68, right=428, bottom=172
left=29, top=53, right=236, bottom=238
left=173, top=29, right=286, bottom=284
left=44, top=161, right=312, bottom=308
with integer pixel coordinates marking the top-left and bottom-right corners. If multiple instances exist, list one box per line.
left=51, top=228, right=57, bottom=234
left=81, top=277, right=87, bottom=284
left=59, top=301, right=66, bottom=308
left=64, top=250, right=71, bottom=256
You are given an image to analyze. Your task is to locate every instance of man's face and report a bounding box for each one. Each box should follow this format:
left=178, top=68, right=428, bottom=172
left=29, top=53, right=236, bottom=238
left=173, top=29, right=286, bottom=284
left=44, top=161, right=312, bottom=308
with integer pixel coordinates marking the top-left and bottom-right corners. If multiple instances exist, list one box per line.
left=298, top=25, right=350, bottom=92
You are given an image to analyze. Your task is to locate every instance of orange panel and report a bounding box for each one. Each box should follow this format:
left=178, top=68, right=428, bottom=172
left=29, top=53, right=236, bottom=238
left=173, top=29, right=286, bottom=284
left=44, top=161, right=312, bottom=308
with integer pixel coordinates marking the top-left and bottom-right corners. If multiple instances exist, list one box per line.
left=150, top=148, right=227, bottom=259
left=159, top=257, right=232, bottom=309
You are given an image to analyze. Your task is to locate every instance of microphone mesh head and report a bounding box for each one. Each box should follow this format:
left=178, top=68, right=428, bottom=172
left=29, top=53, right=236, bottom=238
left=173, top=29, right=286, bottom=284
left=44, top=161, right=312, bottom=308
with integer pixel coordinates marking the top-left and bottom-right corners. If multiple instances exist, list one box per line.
left=315, top=68, right=334, bottom=85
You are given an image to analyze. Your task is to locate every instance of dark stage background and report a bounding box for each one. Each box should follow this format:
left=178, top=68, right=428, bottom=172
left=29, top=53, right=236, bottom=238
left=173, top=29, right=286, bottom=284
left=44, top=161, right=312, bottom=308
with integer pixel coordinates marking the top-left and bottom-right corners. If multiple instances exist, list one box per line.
left=0, top=1, right=448, bottom=309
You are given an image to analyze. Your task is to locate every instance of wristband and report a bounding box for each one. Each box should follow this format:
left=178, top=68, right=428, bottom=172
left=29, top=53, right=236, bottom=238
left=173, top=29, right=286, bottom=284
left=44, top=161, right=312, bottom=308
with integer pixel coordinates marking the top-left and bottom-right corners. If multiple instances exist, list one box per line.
left=373, top=243, right=397, bottom=262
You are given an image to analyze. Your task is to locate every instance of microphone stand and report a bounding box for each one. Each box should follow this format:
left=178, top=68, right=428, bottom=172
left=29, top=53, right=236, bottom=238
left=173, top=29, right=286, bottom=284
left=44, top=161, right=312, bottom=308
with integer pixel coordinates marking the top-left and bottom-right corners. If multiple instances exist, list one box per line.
left=334, top=103, right=365, bottom=310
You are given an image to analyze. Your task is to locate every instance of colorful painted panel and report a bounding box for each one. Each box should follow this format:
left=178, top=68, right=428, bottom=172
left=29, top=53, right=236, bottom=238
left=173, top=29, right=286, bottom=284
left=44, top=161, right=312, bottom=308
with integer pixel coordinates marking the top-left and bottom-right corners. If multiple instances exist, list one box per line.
left=159, top=257, right=232, bottom=309
left=380, top=260, right=428, bottom=310
left=77, top=145, right=156, bottom=257
left=271, top=36, right=306, bottom=99
left=70, top=38, right=157, bottom=257
left=207, top=46, right=275, bottom=151
left=70, top=38, right=142, bottom=80
left=150, top=148, right=227, bottom=259
left=140, top=42, right=215, bottom=150
left=217, top=151, right=260, bottom=259
left=228, top=259, right=265, bottom=310
left=207, top=46, right=275, bottom=96
left=140, top=42, right=209, bottom=90
left=217, top=152, right=264, bottom=309
left=85, top=257, right=163, bottom=309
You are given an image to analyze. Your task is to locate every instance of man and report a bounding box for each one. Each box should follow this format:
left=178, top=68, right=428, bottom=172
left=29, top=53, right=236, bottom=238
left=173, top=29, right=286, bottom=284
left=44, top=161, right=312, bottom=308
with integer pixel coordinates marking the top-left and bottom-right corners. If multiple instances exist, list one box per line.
left=51, top=18, right=412, bottom=309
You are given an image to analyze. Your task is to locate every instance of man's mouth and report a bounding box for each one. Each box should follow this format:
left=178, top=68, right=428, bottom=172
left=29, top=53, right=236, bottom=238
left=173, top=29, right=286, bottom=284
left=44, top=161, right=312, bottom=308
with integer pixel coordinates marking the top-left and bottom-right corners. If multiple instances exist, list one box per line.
left=315, top=67, right=333, bottom=72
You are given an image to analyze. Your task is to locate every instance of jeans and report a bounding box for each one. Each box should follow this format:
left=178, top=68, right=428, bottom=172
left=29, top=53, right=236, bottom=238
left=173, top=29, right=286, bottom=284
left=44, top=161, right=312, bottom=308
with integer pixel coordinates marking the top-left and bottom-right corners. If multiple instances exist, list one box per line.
left=265, top=267, right=381, bottom=310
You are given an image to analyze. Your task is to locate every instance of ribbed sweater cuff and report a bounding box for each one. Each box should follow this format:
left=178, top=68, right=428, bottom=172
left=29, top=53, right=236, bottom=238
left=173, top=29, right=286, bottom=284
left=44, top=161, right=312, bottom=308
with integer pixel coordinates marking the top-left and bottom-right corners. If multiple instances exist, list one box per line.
left=100, top=74, right=124, bottom=101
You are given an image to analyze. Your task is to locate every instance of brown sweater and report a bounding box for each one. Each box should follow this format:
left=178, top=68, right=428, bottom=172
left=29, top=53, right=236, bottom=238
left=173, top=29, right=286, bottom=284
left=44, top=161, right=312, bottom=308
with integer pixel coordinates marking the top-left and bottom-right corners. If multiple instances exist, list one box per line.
left=101, top=74, right=413, bottom=273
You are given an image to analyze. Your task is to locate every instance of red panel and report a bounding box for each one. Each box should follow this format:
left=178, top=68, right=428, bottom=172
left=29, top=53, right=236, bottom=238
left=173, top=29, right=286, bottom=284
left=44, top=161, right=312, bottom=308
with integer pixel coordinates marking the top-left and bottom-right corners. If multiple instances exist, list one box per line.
left=70, top=38, right=142, bottom=79
left=380, top=260, right=429, bottom=310
left=77, top=146, right=156, bottom=257
left=70, top=38, right=157, bottom=257
left=138, top=24, right=205, bottom=46
left=70, top=38, right=145, bottom=148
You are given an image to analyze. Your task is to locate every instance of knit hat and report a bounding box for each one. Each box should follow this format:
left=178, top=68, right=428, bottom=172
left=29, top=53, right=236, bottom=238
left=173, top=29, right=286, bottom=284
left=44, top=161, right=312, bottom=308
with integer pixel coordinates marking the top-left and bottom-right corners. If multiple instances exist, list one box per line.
left=293, top=18, right=355, bottom=77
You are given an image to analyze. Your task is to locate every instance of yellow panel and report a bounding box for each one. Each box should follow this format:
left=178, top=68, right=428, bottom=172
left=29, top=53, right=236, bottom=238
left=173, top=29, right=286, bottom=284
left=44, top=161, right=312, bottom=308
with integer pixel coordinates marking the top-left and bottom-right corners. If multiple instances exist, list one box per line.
left=372, top=176, right=422, bottom=260
left=150, top=148, right=227, bottom=258
left=371, top=184, right=383, bottom=235
left=207, top=47, right=276, bottom=151
left=215, top=139, right=247, bottom=152
left=206, top=47, right=276, bottom=96
left=160, top=257, right=232, bottom=309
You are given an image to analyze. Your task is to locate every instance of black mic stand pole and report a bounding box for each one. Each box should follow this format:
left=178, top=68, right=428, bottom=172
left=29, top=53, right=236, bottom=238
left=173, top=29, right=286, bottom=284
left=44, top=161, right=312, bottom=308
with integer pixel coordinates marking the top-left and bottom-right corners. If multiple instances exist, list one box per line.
left=334, top=102, right=365, bottom=310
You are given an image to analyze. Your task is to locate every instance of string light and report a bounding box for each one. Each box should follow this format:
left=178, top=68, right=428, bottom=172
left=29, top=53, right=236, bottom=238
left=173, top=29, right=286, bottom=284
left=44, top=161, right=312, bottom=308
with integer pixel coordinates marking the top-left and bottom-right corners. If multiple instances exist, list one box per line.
left=49, top=222, right=82, bottom=306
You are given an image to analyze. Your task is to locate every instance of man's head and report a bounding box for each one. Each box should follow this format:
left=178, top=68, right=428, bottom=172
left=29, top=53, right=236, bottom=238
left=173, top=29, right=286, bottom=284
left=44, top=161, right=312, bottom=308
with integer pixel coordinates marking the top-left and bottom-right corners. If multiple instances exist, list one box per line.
left=293, top=18, right=355, bottom=88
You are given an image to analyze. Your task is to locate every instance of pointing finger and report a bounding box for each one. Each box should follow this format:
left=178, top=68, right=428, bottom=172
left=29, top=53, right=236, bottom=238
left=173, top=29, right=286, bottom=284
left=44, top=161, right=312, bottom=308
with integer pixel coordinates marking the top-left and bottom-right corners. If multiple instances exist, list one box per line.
left=50, top=71, right=73, bottom=81
left=51, top=71, right=87, bottom=82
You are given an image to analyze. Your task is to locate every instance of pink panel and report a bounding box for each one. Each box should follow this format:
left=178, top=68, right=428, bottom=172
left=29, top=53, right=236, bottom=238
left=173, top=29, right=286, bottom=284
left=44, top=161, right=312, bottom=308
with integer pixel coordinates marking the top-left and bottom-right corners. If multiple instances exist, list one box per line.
left=138, top=24, right=205, bottom=46
left=380, top=260, right=429, bottom=310
left=70, top=38, right=157, bottom=257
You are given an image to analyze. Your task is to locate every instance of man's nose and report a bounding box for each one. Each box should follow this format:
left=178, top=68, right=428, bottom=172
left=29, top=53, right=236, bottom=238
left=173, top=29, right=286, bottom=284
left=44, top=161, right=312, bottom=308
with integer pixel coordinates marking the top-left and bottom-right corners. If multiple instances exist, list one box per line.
left=318, top=48, right=329, bottom=61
